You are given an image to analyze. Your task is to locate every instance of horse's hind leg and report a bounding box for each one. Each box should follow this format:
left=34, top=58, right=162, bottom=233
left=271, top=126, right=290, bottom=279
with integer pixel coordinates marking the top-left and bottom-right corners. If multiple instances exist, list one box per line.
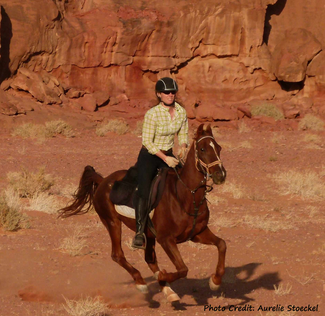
left=191, top=226, right=226, bottom=290
left=99, top=214, right=148, bottom=293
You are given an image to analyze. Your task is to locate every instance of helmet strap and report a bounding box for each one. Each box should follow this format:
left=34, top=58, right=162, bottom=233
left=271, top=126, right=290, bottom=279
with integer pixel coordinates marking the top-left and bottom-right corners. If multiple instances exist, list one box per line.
left=162, top=100, right=175, bottom=107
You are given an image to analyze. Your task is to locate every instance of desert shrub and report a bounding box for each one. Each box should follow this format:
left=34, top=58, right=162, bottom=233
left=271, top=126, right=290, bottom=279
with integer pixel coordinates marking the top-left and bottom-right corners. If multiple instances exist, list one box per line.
left=96, top=119, right=129, bottom=136
left=0, top=188, right=30, bottom=231
left=273, top=283, right=292, bottom=296
left=62, top=296, right=108, bottom=316
left=298, top=114, right=325, bottom=131
left=243, top=215, right=293, bottom=232
left=59, top=226, right=88, bottom=256
left=220, top=181, right=245, bottom=199
left=44, top=120, right=75, bottom=138
left=12, top=123, right=44, bottom=139
left=251, top=103, right=284, bottom=120
left=7, top=167, right=54, bottom=198
left=273, top=170, right=325, bottom=199
left=132, top=120, right=143, bottom=135
left=12, top=120, right=75, bottom=139
left=303, top=133, right=322, bottom=144
left=28, top=192, right=65, bottom=214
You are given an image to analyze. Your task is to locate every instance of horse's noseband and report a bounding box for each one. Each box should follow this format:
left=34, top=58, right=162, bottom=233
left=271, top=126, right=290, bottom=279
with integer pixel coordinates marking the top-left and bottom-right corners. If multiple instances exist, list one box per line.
left=195, top=136, right=223, bottom=177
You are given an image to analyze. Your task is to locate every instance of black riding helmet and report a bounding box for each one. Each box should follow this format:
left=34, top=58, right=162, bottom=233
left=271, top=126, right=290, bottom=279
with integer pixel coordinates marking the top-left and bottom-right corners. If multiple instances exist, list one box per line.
left=155, top=77, right=178, bottom=93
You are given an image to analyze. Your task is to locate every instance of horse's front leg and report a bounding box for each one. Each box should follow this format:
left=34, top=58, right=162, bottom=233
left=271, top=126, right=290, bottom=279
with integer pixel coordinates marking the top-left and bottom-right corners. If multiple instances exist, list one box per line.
left=156, top=236, right=189, bottom=283
left=191, top=226, right=226, bottom=290
left=146, top=237, right=181, bottom=302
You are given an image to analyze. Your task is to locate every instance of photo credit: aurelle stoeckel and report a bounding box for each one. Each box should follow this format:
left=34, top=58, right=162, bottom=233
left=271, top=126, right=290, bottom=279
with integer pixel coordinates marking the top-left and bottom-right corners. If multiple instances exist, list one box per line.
left=203, top=303, right=319, bottom=312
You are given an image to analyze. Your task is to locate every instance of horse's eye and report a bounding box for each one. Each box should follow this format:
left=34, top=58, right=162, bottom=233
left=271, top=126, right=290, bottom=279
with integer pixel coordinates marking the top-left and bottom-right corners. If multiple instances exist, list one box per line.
left=200, top=147, right=205, bottom=152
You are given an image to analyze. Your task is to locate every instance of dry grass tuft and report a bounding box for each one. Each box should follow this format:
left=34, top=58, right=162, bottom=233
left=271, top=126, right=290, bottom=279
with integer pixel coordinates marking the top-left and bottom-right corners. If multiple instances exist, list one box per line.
left=287, top=269, right=315, bottom=285
left=302, top=133, right=322, bottom=144
left=251, top=103, right=284, bottom=120
left=7, top=167, right=54, bottom=198
left=299, top=114, right=325, bottom=131
left=12, top=120, right=75, bottom=139
left=62, top=296, right=109, bottom=316
left=28, top=192, right=65, bottom=214
left=0, top=188, right=30, bottom=231
left=206, top=190, right=228, bottom=205
left=210, top=215, right=239, bottom=229
left=44, top=120, right=75, bottom=138
left=273, top=283, right=292, bottom=296
left=273, top=170, right=325, bottom=200
left=59, top=226, right=88, bottom=256
left=12, top=123, right=42, bottom=139
left=132, top=120, right=143, bottom=136
left=220, top=182, right=245, bottom=199
left=243, top=215, right=293, bottom=232
left=96, top=119, right=129, bottom=136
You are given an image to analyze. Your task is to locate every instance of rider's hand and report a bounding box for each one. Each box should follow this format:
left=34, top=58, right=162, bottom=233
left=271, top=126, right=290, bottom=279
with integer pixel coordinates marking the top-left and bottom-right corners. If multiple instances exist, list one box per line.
left=178, top=147, right=187, bottom=159
left=165, top=156, right=179, bottom=168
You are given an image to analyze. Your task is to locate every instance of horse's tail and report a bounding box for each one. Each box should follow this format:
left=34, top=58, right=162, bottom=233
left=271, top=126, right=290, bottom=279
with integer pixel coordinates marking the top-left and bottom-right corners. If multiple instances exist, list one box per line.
left=58, top=165, right=104, bottom=218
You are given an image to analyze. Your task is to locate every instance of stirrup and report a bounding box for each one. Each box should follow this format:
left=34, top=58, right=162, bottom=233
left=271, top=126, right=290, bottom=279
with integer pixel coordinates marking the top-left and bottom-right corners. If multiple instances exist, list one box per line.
left=132, top=233, right=147, bottom=250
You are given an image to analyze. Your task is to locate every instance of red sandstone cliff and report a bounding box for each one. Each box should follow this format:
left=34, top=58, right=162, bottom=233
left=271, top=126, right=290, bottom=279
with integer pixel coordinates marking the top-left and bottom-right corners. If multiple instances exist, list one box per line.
left=0, top=0, right=324, bottom=122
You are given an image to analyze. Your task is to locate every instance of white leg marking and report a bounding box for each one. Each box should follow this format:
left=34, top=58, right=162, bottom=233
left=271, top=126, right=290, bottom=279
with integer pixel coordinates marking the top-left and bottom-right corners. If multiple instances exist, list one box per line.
left=209, top=276, right=221, bottom=291
left=162, top=283, right=180, bottom=302
left=136, top=284, right=149, bottom=293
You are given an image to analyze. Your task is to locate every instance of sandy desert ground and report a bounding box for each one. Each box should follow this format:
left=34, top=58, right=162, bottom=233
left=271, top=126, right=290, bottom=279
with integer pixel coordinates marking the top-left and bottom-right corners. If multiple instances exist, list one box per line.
left=0, top=105, right=324, bottom=316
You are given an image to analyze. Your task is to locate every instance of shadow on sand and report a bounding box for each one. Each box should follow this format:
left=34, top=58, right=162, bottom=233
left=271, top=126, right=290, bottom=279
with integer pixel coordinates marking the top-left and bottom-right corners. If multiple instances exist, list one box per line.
left=142, top=263, right=281, bottom=310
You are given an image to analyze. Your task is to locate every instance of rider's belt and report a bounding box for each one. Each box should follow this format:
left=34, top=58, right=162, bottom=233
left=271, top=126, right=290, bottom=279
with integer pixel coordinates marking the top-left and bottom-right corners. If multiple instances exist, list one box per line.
left=142, top=146, right=173, bottom=156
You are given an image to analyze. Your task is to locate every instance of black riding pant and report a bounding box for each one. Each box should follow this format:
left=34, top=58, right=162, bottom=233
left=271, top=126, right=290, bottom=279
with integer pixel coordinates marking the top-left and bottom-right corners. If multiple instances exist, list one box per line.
left=136, top=147, right=173, bottom=199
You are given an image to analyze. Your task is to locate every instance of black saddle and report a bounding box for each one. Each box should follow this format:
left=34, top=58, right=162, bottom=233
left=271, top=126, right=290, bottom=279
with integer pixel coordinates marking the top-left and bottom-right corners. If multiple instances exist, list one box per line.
left=109, top=165, right=170, bottom=212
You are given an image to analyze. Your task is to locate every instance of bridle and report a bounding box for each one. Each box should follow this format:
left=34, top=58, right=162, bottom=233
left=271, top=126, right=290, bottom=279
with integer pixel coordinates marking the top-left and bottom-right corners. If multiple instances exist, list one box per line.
left=173, top=134, right=224, bottom=240
left=194, top=135, right=223, bottom=177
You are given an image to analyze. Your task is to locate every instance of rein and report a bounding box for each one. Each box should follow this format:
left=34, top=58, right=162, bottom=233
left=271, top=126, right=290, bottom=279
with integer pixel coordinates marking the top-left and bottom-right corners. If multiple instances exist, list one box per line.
left=173, top=135, right=222, bottom=241
left=173, top=170, right=212, bottom=241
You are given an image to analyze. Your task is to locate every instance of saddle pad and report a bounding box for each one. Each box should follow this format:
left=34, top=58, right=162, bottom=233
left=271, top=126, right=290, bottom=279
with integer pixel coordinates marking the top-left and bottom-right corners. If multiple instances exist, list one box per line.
left=114, top=204, right=155, bottom=219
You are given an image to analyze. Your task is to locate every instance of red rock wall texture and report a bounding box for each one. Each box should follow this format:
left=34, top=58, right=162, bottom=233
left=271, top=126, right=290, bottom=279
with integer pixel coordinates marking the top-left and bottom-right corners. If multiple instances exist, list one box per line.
left=0, top=0, right=325, bottom=120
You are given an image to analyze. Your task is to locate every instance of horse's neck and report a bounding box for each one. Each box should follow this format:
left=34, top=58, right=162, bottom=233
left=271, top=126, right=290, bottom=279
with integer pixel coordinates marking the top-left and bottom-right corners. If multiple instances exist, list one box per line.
left=180, top=144, right=206, bottom=189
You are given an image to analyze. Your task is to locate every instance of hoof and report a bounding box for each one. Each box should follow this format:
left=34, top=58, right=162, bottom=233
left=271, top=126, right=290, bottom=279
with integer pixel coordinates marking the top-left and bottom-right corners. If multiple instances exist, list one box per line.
left=162, top=285, right=180, bottom=302
left=136, top=284, right=149, bottom=294
left=209, top=276, right=221, bottom=291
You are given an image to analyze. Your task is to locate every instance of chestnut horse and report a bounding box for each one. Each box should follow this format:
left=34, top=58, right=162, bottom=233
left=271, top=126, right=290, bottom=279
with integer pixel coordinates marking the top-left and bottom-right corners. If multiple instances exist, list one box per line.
left=59, top=124, right=227, bottom=302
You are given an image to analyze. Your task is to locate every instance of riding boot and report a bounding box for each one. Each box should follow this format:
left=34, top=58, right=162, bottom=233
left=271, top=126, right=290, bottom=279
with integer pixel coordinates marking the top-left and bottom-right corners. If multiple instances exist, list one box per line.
left=132, top=197, right=149, bottom=249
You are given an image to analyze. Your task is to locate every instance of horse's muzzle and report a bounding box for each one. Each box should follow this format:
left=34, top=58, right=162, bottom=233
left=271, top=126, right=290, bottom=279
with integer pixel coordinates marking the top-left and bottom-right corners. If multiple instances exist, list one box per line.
left=211, top=166, right=226, bottom=185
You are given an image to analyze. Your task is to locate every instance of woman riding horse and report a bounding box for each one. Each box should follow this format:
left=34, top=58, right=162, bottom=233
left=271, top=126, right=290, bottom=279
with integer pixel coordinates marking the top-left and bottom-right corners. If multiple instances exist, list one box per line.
left=58, top=123, right=227, bottom=301
left=133, top=77, right=189, bottom=249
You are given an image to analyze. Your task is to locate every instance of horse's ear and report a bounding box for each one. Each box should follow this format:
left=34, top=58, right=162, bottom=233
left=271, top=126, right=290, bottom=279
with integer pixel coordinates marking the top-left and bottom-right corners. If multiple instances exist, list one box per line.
left=203, top=124, right=212, bottom=134
left=195, top=124, right=205, bottom=138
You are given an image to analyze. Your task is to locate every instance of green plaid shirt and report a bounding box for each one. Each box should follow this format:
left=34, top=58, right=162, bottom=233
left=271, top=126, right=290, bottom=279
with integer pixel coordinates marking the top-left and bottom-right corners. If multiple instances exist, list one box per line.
left=142, top=102, right=189, bottom=155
